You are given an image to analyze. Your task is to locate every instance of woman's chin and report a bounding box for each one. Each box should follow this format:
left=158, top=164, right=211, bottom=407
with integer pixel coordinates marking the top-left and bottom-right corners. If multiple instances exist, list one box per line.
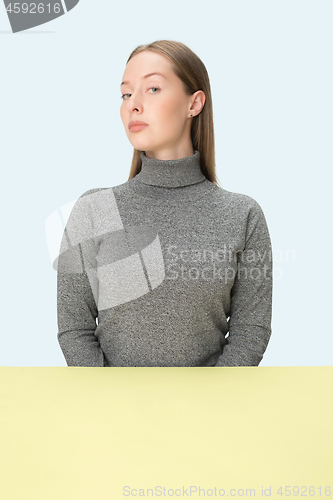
left=131, top=140, right=153, bottom=151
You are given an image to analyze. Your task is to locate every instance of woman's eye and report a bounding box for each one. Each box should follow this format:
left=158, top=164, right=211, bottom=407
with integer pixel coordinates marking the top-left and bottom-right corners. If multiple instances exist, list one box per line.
left=120, top=87, right=160, bottom=100
left=147, top=87, right=160, bottom=94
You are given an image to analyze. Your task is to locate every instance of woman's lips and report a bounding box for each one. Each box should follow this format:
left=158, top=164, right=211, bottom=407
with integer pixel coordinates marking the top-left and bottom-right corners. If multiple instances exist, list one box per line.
left=129, top=124, right=149, bottom=132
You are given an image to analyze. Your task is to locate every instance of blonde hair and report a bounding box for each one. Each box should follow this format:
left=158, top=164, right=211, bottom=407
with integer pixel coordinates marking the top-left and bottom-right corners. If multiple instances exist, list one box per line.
left=124, top=40, right=223, bottom=187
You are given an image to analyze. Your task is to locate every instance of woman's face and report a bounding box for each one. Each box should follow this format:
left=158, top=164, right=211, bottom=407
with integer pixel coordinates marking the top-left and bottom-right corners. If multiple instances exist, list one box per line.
left=120, top=50, right=203, bottom=159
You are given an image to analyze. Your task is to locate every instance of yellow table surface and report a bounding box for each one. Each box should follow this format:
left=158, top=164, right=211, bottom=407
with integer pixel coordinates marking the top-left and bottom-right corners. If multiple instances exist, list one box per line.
left=0, top=366, right=332, bottom=499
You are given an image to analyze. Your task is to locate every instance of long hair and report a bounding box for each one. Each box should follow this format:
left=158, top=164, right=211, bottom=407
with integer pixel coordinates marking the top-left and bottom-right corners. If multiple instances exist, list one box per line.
left=124, top=40, right=223, bottom=187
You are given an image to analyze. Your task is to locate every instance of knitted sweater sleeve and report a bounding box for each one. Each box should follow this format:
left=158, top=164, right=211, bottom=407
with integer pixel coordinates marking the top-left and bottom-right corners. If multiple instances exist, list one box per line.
left=215, top=199, right=273, bottom=366
left=56, top=191, right=106, bottom=367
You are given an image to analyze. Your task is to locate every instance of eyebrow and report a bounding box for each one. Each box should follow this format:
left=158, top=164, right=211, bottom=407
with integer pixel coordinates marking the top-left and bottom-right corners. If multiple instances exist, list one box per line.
left=120, top=72, right=167, bottom=87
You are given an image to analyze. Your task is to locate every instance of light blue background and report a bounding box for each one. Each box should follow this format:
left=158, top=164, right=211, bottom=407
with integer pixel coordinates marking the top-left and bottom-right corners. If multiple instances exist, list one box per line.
left=1, top=0, right=332, bottom=366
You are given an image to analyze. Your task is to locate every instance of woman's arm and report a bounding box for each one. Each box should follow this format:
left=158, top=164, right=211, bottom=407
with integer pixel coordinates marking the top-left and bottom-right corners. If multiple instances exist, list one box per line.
left=215, top=200, right=273, bottom=366
left=56, top=192, right=105, bottom=367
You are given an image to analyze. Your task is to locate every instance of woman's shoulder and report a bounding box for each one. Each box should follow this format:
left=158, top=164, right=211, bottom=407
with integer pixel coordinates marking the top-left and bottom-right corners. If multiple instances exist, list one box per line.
left=78, top=180, right=131, bottom=201
left=208, top=182, right=265, bottom=213
left=78, top=187, right=108, bottom=199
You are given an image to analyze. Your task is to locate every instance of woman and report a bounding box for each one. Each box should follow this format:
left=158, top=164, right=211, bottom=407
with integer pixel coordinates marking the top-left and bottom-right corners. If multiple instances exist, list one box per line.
left=57, top=40, right=273, bottom=367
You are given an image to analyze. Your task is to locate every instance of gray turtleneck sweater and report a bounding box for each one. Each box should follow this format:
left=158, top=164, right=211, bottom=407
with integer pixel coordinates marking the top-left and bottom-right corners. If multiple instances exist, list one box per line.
left=56, top=150, right=273, bottom=367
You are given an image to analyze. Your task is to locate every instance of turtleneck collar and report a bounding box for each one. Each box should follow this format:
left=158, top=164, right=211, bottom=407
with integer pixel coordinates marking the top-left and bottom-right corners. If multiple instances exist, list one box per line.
left=135, top=150, right=206, bottom=188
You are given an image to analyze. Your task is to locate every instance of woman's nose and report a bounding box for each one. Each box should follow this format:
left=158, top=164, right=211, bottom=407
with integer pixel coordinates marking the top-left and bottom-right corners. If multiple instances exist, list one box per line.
left=127, top=92, right=143, bottom=112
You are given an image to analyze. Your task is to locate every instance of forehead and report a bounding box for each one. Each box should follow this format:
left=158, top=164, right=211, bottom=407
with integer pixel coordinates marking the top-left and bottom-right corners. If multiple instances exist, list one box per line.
left=121, top=51, right=174, bottom=84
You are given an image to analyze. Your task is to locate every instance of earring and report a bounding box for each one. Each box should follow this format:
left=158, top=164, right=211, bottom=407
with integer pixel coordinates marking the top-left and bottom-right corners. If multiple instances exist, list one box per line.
left=190, top=114, right=193, bottom=117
